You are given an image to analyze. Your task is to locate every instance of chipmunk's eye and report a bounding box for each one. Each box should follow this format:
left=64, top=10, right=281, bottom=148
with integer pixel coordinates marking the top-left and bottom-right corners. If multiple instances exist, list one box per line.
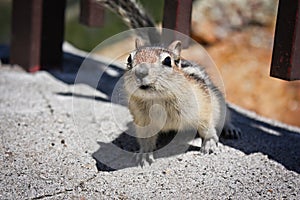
left=162, top=56, right=172, bottom=67
left=127, top=54, right=133, bottom=69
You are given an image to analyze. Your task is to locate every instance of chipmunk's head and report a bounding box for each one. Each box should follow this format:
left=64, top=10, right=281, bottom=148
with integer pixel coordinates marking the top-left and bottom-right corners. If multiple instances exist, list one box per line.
left=124, top=39, right=183, bottom=98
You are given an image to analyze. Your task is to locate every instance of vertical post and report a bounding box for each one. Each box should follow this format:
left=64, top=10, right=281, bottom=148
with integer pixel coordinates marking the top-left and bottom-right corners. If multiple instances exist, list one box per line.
left=162, top=0, right=193, bottom=48
left=40, top=0, right=66, bottom=70
left=271, top=0, right=300, bottom=80
left=80, top=0, right=105, bottom=27
left=10, top=0, right=43, bottom=72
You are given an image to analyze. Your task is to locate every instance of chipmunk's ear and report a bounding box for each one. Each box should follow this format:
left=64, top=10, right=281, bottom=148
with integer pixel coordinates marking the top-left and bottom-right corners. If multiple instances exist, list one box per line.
left=135, top=38, right=144, bottom=49
left=168, top=40, right=182, bottom=56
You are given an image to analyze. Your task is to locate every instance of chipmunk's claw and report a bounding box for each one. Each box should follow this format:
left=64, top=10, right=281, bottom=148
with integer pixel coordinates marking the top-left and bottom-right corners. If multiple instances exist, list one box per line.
left=134, top=152, right=155, bottom=167
left=222, top=123, right=241, bottom=139
left=201, top=138, right=218, bottom=154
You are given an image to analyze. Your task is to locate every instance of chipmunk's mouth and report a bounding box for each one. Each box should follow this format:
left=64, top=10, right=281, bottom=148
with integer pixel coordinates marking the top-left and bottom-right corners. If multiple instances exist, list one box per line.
left=139, top=85, right=151, bottom=90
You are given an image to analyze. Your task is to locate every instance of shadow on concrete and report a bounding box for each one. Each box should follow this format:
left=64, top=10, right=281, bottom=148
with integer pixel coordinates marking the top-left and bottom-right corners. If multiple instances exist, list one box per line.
left=92, top=126, right=201, bottom=171
left=221, top=108, right=300, bottom=174
left=50, top=52, right=124, bottom=100
left=56, top=92, right=110, bottom=103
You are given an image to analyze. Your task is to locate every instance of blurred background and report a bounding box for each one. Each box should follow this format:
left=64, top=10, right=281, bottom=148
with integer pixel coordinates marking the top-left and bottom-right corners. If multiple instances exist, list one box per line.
left=1, top=0, right=299, bottom=127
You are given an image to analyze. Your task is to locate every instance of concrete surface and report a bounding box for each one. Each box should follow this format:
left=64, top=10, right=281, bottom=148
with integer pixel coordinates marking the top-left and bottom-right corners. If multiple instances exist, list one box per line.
left=0, top=49, right=300, bottom=199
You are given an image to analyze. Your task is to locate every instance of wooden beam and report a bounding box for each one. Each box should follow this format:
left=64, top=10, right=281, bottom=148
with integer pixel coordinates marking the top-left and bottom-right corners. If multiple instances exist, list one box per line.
left=80, top=0, right=105, bottom=27
left=271, top=0, right=300, bottom=80
left=40, top=0, right=66, bottom=70
left=10, top=0, right=43, bottom=72
left=162, top=0, right=193, bottom=48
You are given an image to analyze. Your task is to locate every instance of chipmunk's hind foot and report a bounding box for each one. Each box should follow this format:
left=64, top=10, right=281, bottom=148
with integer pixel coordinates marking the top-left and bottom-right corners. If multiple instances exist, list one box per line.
left=221, top=123, right=241, bottom=139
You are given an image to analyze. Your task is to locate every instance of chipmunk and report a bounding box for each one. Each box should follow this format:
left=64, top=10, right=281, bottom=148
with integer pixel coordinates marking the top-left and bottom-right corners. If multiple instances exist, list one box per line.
left=97, top=0, right=241, bottom=165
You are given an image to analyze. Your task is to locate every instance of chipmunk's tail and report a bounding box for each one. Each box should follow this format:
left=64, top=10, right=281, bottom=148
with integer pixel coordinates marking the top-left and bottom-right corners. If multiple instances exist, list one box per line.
left=96, top=0, right=160, bottom=44
left=97, top=0, right=155, bottom=28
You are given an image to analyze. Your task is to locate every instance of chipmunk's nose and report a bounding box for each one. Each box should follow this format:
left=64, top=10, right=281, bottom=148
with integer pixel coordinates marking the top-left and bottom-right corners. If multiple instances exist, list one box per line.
left=135, top=63, right=149, bottom=79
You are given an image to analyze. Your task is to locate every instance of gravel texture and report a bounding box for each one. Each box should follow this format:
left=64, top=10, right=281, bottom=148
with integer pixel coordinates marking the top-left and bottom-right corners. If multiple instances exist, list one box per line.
left=0, top=51, right=299, bottom=199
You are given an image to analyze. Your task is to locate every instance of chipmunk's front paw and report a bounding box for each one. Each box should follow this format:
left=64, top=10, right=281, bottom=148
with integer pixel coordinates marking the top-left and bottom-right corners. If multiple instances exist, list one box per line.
left=134, top=152, right=155, bottom=167
left=222, top=123, right=241, bottom=139
left=201, top=138, right=218, bottom=154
